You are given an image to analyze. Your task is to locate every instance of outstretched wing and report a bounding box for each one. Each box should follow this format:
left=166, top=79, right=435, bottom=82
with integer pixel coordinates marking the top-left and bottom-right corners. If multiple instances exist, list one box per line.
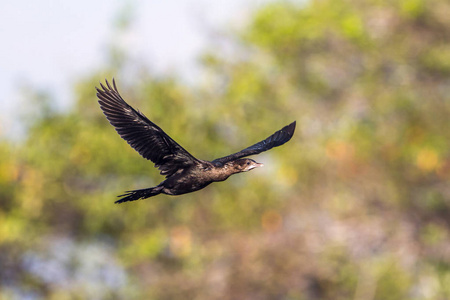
left=96, top=79, right=200, bottom=177
left=212, top=121, right=296, bottom=165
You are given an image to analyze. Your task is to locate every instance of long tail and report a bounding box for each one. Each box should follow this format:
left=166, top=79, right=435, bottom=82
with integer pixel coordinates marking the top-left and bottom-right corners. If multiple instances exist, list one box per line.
left=115, top=186, right=163, bottom=204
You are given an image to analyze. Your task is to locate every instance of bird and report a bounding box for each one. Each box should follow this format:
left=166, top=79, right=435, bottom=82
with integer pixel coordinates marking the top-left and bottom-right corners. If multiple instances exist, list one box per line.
left=96, top=79, right=296, bottom=204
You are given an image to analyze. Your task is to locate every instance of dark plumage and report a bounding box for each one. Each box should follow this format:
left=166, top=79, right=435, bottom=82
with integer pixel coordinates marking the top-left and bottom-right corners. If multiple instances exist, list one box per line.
left=96, top=79, right=296, bottom=203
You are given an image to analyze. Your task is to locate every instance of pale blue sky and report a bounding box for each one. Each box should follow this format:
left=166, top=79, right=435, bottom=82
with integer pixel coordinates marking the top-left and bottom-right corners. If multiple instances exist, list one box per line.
left=0, top=0, right=270, bottom=139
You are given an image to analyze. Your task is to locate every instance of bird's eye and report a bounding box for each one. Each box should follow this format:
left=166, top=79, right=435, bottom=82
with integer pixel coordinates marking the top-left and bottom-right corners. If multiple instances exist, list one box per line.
left=246, top=162, right=250, bottom=165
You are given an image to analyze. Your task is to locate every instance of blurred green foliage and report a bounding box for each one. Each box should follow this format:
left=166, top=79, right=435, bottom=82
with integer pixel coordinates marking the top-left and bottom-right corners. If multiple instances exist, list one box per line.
left=1, top=0, right=450, bottom=299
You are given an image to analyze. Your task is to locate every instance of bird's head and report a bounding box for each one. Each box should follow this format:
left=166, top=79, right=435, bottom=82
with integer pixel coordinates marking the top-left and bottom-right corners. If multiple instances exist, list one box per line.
left=232, top=158, right=264, bottom=173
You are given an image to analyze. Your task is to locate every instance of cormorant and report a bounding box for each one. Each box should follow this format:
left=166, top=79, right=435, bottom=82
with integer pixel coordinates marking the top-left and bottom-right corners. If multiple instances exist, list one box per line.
left=96, top=79, right=296, bottom=203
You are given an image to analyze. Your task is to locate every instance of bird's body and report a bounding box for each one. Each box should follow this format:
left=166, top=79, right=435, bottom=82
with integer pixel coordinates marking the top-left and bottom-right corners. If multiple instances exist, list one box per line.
left=96, top=79, right=295, bottom=203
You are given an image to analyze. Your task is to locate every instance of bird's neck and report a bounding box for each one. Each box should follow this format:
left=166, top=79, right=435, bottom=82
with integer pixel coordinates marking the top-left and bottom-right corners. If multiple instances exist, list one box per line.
left=209, top=164, right=238, bottom=182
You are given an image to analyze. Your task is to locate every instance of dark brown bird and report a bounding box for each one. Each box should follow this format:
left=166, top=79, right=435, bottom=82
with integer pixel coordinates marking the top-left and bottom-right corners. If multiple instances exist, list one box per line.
left=96, top=79, right=296, bottom=203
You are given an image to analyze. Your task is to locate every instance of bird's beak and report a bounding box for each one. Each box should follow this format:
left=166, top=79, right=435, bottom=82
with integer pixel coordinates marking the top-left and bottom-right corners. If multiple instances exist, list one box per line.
left=250, top=162, right=264, bottom=170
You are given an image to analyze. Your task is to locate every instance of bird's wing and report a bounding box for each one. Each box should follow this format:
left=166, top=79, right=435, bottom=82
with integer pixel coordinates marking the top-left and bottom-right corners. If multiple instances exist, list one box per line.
left=212, top=121, right=296, bottom=165
left=96, top=79, right=200, bottom=177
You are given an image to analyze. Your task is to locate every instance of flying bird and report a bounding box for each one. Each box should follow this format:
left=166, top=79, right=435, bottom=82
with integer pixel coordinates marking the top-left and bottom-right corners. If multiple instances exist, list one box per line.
left=96, top=79, right=296, bottom=203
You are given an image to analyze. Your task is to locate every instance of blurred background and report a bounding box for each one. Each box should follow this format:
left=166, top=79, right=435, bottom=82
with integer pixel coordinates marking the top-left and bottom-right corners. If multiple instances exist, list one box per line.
left=1, top=0, right=450, bottom=299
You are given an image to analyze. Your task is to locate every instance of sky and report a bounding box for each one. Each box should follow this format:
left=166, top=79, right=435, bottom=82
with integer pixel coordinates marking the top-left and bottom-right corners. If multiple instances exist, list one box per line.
left=0, top=0, right=271, bottom=139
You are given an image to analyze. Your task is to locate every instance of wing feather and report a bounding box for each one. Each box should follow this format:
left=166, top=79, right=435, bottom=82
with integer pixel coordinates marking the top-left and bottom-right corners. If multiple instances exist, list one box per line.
left=96, top=79, right=200, bottom=177
left=212, top=121, right=296, bottom=165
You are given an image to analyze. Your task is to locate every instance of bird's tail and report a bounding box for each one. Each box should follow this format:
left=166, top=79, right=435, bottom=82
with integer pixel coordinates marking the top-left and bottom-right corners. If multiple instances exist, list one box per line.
left=115, top=186, right=163, bottom=204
